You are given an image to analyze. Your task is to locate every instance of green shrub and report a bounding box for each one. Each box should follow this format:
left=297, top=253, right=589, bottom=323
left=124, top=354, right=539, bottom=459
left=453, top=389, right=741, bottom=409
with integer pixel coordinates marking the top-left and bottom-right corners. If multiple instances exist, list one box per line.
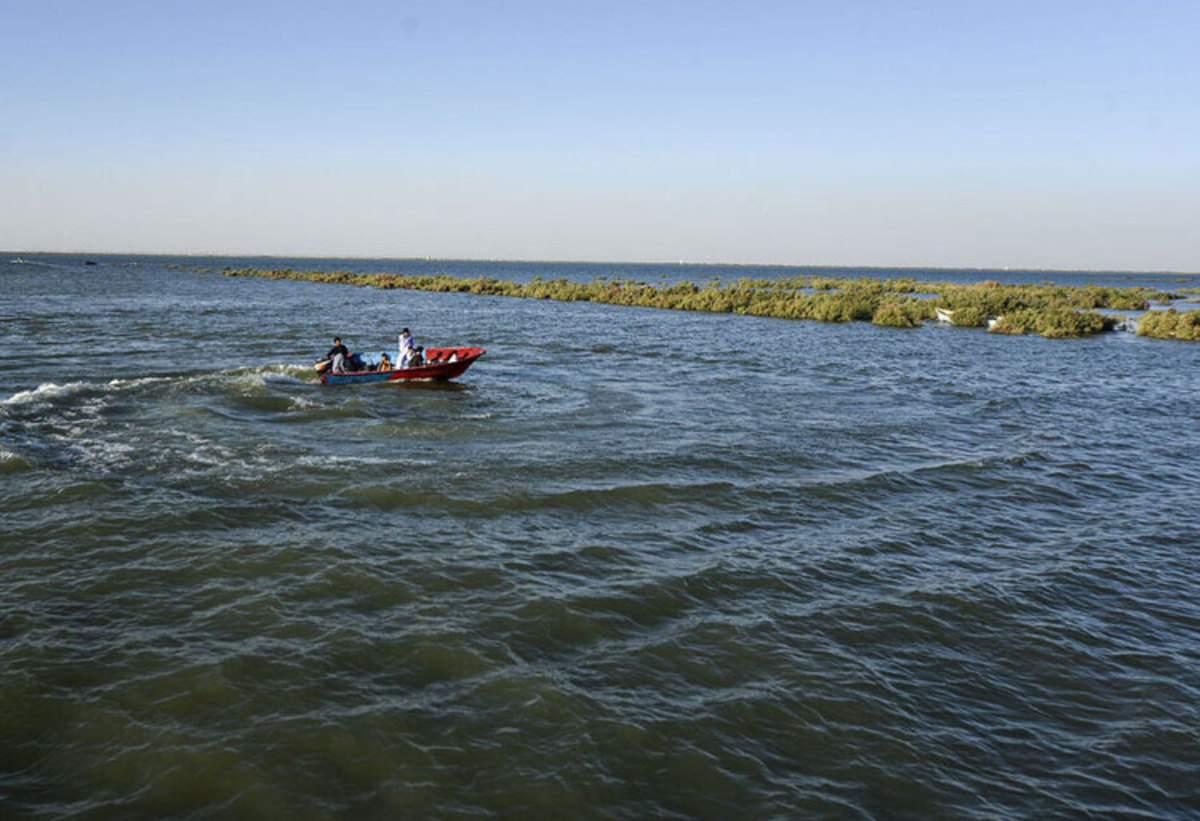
left=807, top=292, right=878, bottom=322
left=1137, top=309, right=1200, bottom=340
left=872, top=302, right=922, bottom=328
left=949, top=306, right=990, bottom=327
left=987, top=312, right=1034, bottom=335
left=1032, top=309, right=1114, bottom=338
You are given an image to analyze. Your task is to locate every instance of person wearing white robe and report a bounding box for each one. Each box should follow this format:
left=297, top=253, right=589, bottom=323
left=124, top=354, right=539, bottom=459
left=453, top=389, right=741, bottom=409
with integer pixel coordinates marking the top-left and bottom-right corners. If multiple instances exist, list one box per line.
left=398, top=328, right=416, bottom=367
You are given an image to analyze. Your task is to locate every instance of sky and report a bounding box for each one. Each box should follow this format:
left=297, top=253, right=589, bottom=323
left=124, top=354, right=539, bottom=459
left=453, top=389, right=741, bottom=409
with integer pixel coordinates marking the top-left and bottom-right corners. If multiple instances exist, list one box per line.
left=1, top=0, right=1198, bottom=270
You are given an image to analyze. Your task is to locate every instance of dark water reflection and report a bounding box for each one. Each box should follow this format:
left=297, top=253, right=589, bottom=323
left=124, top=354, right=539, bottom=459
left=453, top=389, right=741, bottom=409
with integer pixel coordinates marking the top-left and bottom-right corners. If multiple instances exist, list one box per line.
left=2, top=255, right=1199, bottom=819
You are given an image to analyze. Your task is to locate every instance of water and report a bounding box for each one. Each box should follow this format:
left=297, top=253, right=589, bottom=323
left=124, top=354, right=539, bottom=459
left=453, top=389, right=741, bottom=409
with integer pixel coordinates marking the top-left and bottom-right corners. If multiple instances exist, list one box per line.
left=3, top=254, right=1199, bottom=819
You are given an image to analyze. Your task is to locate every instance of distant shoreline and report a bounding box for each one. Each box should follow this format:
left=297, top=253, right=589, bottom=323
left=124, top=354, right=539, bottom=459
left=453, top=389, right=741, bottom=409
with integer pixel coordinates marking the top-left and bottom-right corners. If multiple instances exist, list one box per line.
left=4, top=250, right=1197, bottom=278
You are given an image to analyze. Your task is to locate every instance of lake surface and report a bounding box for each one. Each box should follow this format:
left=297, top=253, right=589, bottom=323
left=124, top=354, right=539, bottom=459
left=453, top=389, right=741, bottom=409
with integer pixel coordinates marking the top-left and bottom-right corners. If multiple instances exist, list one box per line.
left=3, top=254, right=1199, bottom=819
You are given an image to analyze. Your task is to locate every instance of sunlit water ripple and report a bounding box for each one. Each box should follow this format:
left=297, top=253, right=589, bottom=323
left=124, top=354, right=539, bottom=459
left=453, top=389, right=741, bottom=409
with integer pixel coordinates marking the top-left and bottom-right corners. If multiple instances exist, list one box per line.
left=2, top=254, right=1199, bottom=819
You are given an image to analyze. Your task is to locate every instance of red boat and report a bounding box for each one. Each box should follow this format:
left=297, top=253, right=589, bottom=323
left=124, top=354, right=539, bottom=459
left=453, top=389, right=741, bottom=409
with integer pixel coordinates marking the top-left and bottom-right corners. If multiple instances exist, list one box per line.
left=318, top=346, right=485, bottom=385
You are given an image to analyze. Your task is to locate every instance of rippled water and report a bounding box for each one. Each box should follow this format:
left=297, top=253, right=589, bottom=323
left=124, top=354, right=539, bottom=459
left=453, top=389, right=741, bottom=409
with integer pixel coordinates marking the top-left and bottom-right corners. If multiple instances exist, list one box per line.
left=3, top=254, right=1199, bottom=819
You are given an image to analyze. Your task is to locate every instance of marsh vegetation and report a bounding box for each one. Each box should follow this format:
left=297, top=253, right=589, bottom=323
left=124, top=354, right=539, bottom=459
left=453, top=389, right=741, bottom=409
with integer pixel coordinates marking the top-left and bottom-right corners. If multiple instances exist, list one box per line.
left=1136, top=308, right=1200, bottom=341
left=219, top=267, right=1193, bottom=340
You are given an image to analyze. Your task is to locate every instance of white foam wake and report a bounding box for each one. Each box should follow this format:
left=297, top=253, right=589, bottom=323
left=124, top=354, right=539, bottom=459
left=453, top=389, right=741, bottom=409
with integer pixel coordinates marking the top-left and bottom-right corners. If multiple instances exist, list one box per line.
left=1, top=381, right=90, bottom=409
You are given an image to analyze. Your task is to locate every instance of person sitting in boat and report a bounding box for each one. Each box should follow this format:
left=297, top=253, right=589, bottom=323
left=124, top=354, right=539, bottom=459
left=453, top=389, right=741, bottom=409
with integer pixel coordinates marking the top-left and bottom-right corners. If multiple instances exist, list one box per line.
left=446, top=350, right=459, bottom=363
left=398, top=328, right=416, bottom=367
left=326, top=337, right=350, bottom=373
left=378, top=352, right=392, bottom=371
left=405, top=347, right=425, bottom=368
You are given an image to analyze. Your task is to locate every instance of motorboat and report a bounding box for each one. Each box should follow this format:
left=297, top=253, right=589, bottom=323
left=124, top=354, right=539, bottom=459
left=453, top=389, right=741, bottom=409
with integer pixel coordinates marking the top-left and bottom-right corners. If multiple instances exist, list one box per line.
left=316, top=346, right=485, bottom=385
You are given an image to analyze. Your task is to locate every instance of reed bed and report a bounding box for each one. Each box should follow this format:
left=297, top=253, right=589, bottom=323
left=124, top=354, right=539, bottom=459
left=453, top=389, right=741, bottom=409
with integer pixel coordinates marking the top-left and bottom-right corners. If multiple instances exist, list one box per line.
left=219, top=267, right=1193, bottom=340
left=1136, top=309, right=1200, bottom=341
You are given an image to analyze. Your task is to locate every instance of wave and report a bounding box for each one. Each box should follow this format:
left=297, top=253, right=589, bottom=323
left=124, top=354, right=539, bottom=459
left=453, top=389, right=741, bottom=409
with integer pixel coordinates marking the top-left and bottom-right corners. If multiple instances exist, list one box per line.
left=0, top=445, right=32, bottom=472
left=3, top=365, right=319, bottom=409
left=1, top=381, right=92, bottom=409
left=230, top=363, right=316, bottom=381
left=296, top=454, right=435, bottom=469
left=0, top=366, right=331, bottom=479
left=330, top=479, right=745, bottom=515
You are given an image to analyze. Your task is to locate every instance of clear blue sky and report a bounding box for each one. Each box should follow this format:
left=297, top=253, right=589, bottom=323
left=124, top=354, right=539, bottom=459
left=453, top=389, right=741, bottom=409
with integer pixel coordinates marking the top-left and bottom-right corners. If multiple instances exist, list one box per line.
left=2, top=0, right=1197, bottom=270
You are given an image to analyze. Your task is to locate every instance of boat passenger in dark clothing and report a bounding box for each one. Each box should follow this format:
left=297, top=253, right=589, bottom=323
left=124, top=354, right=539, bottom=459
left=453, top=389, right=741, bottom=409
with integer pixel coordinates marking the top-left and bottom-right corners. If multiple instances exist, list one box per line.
left=326, top=337, right=351, bottom=373
left=326, top=338, right=349, bottom=359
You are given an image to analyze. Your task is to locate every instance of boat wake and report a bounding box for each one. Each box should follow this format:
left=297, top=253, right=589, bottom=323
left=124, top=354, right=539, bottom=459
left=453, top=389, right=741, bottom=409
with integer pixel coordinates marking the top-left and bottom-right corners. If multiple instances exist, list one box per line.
left=1, top=365, right=318, bottom=407
left=0, top=365, right=335, bottom=481
left=1, top=380, right=93, bottom=409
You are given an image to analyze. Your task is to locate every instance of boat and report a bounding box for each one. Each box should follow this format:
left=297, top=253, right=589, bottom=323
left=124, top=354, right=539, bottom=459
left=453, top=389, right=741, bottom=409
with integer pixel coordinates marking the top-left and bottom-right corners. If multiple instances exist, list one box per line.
left=317, top=346, right=485, bottom=385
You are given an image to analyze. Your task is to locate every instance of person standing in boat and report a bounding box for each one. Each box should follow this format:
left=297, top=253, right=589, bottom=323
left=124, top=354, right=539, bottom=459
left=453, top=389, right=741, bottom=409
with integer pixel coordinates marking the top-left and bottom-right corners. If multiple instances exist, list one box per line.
left=398, top=328, right=416, bottom=367
left=326, top=337, right=350, bottom=373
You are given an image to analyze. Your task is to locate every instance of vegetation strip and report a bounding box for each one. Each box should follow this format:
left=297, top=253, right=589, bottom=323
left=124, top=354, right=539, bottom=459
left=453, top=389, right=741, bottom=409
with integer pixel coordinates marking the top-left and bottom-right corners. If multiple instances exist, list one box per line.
left=217, top=267, right=1198, bottom=340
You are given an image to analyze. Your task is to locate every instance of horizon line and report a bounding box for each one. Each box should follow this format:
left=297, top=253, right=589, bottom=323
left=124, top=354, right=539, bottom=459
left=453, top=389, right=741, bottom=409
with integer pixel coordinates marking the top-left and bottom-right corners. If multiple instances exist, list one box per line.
left=3, top=249, right=1197, bottom=277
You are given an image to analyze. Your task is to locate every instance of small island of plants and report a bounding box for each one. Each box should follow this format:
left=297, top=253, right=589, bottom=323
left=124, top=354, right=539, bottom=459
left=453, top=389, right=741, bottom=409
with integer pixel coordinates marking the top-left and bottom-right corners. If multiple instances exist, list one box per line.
left=216, top=267, right=1196, bottom=341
